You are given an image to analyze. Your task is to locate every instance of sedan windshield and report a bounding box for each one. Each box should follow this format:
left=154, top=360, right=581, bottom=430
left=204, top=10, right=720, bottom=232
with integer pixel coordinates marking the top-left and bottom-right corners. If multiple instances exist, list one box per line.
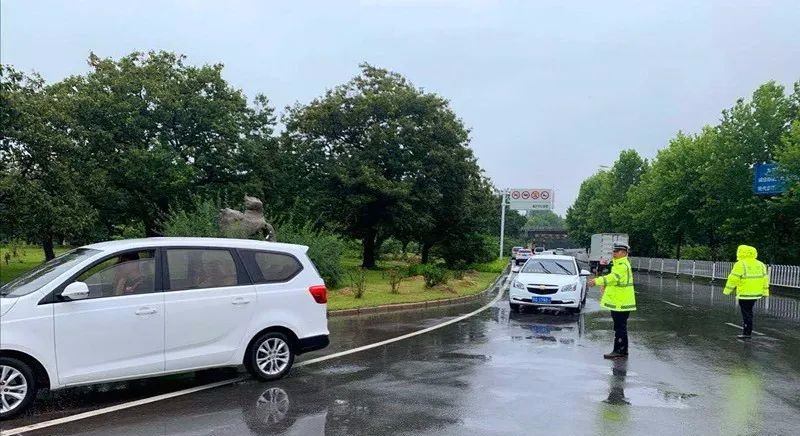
left=0, top=248, right=99, bottom=298
left=521, top=259, right=577, bottom=275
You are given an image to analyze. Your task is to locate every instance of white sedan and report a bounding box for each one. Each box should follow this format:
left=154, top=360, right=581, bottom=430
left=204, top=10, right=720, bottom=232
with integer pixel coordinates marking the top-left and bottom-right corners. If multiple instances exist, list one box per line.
left=509, top=255, right=590, bottom=314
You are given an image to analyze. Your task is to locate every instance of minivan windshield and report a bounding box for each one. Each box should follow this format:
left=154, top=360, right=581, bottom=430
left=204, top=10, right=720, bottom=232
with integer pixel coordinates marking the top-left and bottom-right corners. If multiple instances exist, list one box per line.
left=0, top=248, right=99, bottom=298
left=521, top=259, right=577, bottom=275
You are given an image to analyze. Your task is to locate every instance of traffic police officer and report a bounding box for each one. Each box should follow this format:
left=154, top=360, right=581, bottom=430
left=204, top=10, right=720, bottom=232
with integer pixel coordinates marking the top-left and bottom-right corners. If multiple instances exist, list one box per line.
left=589, top=242, right=636, bottom=359
left=724, top=245, right=769, bottom=339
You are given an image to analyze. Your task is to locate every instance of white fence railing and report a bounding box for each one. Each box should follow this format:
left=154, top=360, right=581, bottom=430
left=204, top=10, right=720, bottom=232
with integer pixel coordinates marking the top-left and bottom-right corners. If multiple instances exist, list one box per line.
left=630, top=257, right=800, bottom=289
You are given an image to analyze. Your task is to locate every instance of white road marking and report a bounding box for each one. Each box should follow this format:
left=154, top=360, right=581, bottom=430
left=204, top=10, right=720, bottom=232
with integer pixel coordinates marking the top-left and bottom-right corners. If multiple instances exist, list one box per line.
left=298, top=280, right=506, bottom=367
left=1, top=275, right=509, bottom=436
left=661, top=300, right=683, bottom=308
left=0, top=378, right=245, bottom=436
left=724, top=322, right=766, bottom=336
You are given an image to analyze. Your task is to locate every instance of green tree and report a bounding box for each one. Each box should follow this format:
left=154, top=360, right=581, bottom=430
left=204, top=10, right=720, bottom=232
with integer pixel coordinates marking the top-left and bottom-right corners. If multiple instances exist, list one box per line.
left=566, top=149, right=647, bottom=249
left=565, top=171, right=613, bottom=247
left=702, top=81, right=797, bottom=262
left=524, top=210, right=565, bottom=229
left=622, top=132, right=711, bottom=258
left=0, top=66, right=97, bottom=259
left=52, top=51, right=276, bottom=236
left=283, top=64, right=481, bottom=267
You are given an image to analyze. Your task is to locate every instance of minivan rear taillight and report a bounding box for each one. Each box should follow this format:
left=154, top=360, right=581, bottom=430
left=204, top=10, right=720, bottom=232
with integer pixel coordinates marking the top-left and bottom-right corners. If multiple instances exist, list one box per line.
left=309, top=285, right=327, bottom=304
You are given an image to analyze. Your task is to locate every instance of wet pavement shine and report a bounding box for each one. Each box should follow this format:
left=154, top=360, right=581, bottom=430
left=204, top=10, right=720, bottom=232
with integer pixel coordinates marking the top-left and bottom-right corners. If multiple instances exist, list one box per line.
left=3, top=272, right=800, bottom=435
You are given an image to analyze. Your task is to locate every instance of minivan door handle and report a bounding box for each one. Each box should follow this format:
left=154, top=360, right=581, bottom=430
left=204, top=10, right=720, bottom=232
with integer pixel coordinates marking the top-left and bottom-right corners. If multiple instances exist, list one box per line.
left=231, top=297, right=251, bottom=305
left=135, top=307, right=157, bottom=316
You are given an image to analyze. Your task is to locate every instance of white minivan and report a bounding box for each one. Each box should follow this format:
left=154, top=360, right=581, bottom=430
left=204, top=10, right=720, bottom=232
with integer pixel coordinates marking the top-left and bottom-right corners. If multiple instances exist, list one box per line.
left=0, top=238, right=329, bottom=419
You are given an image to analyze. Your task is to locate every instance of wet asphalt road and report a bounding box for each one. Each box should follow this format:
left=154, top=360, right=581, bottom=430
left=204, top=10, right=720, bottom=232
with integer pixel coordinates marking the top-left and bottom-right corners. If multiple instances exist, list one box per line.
left=3, top=272, right=800, bottom=436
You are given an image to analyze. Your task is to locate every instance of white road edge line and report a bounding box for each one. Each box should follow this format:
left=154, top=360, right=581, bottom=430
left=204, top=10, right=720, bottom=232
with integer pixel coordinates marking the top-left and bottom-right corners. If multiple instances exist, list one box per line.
left=661, top=300, right=683, bottom=308
left=0, top=378, right=246, bottom=436
left=724, top=322, right=766, bottom=336
left=1, top=275, right=509, bottom=436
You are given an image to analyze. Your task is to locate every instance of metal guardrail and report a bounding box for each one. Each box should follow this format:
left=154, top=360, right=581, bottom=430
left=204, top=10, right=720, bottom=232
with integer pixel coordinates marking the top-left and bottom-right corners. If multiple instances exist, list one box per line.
left=630, top=257, right=800, bottom=289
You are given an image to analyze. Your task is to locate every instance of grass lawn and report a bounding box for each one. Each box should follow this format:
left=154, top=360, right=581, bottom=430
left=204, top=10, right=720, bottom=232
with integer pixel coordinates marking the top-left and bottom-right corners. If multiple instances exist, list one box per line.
left=328, top=257, right=501, bottom=311
left=0, top=245, right=70, bottom=285
left=1, top=246, right=503, bottom=312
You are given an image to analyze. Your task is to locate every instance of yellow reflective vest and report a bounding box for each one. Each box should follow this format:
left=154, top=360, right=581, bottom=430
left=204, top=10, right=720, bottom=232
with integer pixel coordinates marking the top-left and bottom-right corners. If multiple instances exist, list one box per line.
left=597, top=256, right=636, bottom=311
left=724, top=245, right=769, bottom=300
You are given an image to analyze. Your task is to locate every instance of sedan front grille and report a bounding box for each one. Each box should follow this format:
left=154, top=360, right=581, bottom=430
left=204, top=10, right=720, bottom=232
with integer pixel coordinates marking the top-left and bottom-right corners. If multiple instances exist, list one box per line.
left=527, top=285, right=559, bottom=295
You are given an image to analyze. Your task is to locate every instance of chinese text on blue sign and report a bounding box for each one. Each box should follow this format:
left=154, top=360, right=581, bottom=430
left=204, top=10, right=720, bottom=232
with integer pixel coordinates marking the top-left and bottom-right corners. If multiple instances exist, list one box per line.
left=753, top=163, right=785, bottom=195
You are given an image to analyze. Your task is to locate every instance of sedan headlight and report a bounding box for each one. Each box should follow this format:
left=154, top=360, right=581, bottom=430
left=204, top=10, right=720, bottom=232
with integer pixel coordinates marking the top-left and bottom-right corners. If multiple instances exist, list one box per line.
left=561, top=283, right=577, bottom=293
left=513, top=280, right=525, bottom=289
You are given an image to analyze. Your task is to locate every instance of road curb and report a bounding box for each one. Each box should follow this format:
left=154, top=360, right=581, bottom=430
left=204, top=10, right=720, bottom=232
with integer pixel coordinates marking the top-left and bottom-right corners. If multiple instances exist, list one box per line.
left=328, top=268, right=508, bottom=318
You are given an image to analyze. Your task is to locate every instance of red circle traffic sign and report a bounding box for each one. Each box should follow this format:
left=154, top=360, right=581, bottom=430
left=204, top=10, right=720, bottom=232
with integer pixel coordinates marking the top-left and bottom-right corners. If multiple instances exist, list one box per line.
left=521, top=191, right=530, bottom=199
left=541, top=191, right=550, bottom=200
left=531, top=191, right=540, bottom=199
left=511, top=191, right=520, bottom=199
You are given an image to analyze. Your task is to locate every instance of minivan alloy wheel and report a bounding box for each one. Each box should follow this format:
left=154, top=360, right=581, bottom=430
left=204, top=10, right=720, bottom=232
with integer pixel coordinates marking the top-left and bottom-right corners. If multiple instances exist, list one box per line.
left=256, top=338, right=291, bottom=376
left=0, top=365, right=28, bottom=414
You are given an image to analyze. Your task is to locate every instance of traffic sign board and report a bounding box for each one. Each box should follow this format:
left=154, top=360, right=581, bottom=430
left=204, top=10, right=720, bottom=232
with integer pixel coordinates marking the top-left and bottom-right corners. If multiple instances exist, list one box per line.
left=753, top=163, right=785, bottom=195
left=506, top=188, right=554, bottom=211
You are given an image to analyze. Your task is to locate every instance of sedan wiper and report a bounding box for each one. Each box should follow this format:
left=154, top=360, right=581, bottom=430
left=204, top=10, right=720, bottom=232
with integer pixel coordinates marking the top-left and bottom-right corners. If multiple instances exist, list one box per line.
left=535, top=262, right=553, bottom=274
left=553, top=263, right=573, bottom=275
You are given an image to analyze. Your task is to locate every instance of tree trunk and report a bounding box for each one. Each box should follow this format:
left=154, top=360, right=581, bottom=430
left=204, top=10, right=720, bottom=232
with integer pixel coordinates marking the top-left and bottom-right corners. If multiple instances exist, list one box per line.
left=421, top=241, right=433, bottom=264
left=708, top=229, right=718, bottom=261
left=143, top=214, right=159, bottom=237
left=361, top=229, right=377, bottom=268
left=675, top=236, right=682, bottom=259
left=42, top=235, right=55, bottom=261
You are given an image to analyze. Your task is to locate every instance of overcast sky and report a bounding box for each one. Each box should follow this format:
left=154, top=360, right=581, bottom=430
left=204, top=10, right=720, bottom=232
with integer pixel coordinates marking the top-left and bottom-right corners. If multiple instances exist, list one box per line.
left=3, top=0, right=800, bottom=215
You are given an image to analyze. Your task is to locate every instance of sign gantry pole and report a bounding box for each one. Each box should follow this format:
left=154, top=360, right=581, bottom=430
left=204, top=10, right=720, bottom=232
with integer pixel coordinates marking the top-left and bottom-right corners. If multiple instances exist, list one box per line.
left=499, top=189, right=507, bottom=259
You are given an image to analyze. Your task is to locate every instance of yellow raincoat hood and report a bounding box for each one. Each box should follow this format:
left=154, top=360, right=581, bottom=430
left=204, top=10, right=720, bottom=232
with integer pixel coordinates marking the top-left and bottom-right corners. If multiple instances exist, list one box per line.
left=736, top=245, right=758, bottom=261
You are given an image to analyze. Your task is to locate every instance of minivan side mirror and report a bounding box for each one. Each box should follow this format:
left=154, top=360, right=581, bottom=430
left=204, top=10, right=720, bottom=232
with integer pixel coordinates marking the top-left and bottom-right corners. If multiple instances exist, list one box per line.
left=62, top=282, right=90, bottom=300
left=579, top=269, right=591, bottom=277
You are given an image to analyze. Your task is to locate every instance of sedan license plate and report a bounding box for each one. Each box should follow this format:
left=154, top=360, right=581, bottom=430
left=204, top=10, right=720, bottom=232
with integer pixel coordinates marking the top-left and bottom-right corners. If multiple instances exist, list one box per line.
left=532, top=297, right=551, bottom=304
left=532, top=325, right=551, bottom=334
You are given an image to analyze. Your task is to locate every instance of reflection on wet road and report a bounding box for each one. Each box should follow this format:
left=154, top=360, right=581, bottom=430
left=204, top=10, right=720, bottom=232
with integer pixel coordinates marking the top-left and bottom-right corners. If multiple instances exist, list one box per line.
left=3, top=272, right=800, bottom=435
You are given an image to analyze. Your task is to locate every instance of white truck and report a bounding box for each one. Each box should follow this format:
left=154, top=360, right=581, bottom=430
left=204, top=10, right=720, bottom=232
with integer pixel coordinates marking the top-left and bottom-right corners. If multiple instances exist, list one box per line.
left=589, top=233, right=629, bottom=273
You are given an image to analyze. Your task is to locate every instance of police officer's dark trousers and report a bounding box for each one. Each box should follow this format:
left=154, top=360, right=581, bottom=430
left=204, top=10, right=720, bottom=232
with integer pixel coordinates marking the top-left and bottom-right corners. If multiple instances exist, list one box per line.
left=739, top=299, right=755, bottom=336
left=611, top=311, right=629, bottom=354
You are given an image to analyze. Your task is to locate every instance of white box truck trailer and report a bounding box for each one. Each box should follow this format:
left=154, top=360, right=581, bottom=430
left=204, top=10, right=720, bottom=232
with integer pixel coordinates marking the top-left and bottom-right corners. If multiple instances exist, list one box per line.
left=589, top=233, right=629, bottom=273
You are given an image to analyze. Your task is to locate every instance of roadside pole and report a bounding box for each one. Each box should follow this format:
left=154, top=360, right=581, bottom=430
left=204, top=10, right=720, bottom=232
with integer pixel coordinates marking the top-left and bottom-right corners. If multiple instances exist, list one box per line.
left=499, top=189, right=507, bottom=259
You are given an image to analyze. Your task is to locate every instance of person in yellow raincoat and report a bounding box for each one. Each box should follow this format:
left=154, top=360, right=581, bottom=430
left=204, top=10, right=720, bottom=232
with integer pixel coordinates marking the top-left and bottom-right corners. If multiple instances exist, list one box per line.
left=724, top=245, right=769, bottom=339
left=589, top=242, right=636, bottom=359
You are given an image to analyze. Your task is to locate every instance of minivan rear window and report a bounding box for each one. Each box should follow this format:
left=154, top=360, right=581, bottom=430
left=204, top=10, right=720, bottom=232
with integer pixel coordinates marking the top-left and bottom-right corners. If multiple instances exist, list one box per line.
left=239, top=250, right=303, bottom=283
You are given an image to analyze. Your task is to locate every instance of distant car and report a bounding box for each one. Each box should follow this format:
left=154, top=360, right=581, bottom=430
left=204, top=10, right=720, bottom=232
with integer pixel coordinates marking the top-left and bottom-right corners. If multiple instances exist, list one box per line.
left=555, top=248, right=565, bottom=255
left=512, top=249, right=533, bottom=272
left=510, top=246, right=524, bottom=261
left=515, top=249, right=532, bottom=265
left=533, top=247, right=545, bottom=255
left=509, top=255, right=590, bottom=314
left=0, top=237, right=330, bottom=419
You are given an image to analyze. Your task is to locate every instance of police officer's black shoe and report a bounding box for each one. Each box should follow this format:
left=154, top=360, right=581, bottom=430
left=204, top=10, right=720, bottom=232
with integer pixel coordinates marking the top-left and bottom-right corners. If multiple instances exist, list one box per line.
left=603, top=352, right=627, bottom=359
left=736, top=335, right=752, bottom=340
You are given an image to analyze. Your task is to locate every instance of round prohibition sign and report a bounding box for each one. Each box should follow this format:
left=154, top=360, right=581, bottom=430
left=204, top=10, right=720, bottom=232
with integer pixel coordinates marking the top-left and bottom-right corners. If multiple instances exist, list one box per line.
left=541, top=191, right=550, bottom=200
left=530, top=191, right=540, bottom=200
left=511, top=191, right=521, bottom=199
left=521, top=191, right=530, bottom=199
